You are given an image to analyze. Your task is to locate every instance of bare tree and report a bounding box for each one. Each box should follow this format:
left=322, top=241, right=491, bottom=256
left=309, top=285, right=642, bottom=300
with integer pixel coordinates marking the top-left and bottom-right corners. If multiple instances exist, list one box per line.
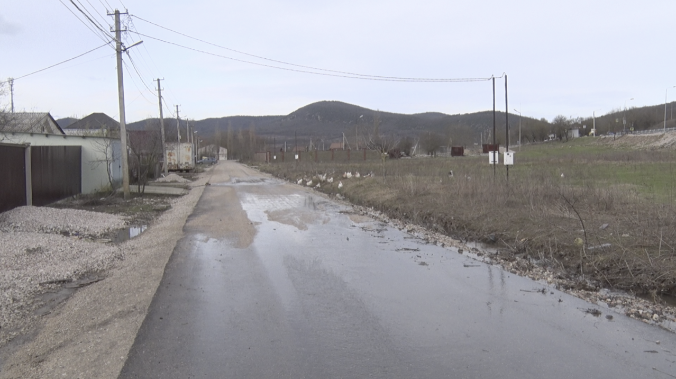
left=366, top=110, right=400, bottom=154
left=90, top=137, right=120, bottom=192
left=420, top=131, right=443, bottom=156
left=128, top=127, right=162, bottom=195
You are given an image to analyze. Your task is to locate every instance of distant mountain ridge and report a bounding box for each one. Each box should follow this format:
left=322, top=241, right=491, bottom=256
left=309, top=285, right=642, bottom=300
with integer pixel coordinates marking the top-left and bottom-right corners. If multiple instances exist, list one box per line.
left=125, top=100, right=525, bottom=145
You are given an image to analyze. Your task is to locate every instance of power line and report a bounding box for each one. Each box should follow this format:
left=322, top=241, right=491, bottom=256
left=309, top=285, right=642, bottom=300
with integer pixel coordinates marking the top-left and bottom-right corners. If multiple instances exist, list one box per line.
left=0, top=43, right=111, bottom=84
left=96, top=0, right=111, bottom=11
left=133, top=31, right=489, bottom=83
left=80, top=0, right=112, bottom=32
left=122, top=61, right=154, bottom=105
left=126, top=16, right=180, bottom=107
left=57, top=0, right=114, bottom=46
left=131, top=14, right=491, bottom=83
left=125, top=51, right=158, bottom=96
left=69, top=0, right=111, bottom=40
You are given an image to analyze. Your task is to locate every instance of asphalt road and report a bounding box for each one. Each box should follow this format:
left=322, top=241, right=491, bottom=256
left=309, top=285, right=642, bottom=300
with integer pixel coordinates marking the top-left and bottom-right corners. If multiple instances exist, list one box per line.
left=119, top=161, right=676, bottom=379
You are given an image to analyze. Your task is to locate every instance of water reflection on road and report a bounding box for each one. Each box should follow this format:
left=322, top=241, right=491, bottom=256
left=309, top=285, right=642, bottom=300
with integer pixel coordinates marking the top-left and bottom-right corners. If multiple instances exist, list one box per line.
left=120, top=164, right=676, bottom=379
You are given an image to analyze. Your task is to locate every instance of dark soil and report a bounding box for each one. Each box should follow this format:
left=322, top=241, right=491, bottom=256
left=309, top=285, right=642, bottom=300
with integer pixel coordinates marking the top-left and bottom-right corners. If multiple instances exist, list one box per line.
left=48, top=192, right=173, bottom=227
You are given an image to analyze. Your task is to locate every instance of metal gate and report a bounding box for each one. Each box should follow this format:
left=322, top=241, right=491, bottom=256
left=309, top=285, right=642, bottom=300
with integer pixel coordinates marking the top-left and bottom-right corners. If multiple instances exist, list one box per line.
left=0, top=144, right=28, bottom=213
left=31, top=146, right=81, bottom=206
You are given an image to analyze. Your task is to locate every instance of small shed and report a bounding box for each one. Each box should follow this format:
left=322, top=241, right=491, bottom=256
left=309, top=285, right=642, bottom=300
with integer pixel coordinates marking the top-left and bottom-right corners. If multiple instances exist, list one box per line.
left=450, top=146, right=464, bottom=157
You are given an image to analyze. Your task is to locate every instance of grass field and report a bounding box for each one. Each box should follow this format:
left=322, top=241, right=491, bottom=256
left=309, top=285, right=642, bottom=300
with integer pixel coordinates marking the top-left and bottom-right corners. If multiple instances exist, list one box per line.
left=258, top=134, right=676, bottom=297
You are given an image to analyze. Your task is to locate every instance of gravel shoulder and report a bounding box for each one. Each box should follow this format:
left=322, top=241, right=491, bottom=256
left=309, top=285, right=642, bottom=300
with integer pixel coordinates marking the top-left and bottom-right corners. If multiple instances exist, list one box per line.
left=0, top=168, right=213, bottom=379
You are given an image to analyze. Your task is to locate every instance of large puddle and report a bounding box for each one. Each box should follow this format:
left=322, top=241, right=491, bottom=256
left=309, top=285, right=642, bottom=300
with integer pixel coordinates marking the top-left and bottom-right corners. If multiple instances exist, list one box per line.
left=111, top=225, right=148, bottom=243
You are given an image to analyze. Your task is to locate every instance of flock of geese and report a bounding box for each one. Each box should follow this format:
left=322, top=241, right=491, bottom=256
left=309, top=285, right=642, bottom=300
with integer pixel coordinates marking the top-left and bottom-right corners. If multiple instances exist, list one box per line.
left=296, top=171, right=374, bottom=189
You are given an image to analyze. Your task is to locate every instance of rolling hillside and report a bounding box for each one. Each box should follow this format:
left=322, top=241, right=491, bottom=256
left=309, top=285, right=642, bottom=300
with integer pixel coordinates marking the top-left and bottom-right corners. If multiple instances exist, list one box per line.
left=125, top=100, right=529, bottom=146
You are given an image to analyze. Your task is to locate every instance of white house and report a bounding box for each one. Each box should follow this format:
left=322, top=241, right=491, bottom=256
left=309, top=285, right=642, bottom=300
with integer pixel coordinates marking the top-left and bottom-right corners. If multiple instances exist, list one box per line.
left=0, top=131, right=122, bottom=193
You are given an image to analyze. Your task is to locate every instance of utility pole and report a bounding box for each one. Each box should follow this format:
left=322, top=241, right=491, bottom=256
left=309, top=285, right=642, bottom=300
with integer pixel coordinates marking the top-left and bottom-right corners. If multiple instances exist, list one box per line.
left=8, top=78, right=14, bottom=113
left=110, top=9, right=131, bottom=200
left=492, top=76, right=496, bottom=177
left=156, top=79, right=168, bottom=175
left=176, top=105, right=180, bottom=170
left=504, top=74, right=509, bottom=179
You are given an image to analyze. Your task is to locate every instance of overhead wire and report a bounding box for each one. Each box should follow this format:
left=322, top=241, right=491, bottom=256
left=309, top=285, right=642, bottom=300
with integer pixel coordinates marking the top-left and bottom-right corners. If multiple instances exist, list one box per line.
left=57, top=0, right=114, bottom=46
left=133, top=31, right=489, bottom=83
left=131, top=14, right=492, bottom=83
left=96, top=0, right=111, bottom=12
left=125, top=52, right=159, bottom=97
left=0, top=43, right=111, bottom=84
left=80, top=0, right=112, bottom=33
left=122, top=61, right=154, bottom=105
left=126, top=16, right=180, bottom=108
left=68, top=0, right=112, bottom=41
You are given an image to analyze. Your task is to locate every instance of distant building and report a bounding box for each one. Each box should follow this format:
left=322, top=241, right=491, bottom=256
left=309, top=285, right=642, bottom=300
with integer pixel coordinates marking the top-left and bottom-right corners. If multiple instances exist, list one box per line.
left=567, top=128, right=580, bottom=139
left=1, top=112, right=64, bottom=134
left=63, top=112, right=119, bottom=137
left=329, top=142, right=344, bottom=150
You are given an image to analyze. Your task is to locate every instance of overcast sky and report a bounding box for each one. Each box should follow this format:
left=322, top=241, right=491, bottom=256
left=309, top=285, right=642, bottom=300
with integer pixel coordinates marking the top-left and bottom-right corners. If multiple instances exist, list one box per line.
left=1, top=1, right=674, bottom=123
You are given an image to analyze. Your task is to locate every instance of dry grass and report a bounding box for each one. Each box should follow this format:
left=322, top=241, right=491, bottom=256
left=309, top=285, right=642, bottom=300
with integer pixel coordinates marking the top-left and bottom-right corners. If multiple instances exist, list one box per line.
left=260, top=143, right=676, bottom=297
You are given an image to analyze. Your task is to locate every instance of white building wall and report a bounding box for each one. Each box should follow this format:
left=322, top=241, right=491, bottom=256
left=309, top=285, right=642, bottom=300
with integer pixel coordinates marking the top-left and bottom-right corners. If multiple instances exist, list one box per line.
left=0, top=132, right=122, bottom=193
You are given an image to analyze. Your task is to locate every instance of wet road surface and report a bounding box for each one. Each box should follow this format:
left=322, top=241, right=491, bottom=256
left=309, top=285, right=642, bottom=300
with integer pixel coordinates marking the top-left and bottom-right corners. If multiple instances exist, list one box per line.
left=120, top=161, right=676, bottom=378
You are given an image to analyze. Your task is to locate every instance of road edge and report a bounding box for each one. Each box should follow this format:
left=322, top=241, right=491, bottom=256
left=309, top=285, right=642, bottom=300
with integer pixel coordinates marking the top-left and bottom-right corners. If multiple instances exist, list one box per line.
left=0, top=170, right=211, bottom=379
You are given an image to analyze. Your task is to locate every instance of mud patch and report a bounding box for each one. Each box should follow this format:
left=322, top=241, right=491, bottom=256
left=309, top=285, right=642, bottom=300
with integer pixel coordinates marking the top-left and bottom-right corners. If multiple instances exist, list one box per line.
left=266, top=209, right=324, bottom=231
left=348, top=214, right=372, bottom=224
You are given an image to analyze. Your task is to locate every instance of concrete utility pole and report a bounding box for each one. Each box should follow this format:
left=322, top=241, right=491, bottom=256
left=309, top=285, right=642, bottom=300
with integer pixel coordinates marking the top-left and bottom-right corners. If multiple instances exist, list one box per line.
left=156, top=79, right=168, bottom=175
left=665, top=86, right=675, bottom=133
left=176, top=105, right=181, bottom=169
left=8, top=78, right=14, bottom=113
left=514, top=108, right=522, bottom=151
left=111, top=9, right=131, bottom=200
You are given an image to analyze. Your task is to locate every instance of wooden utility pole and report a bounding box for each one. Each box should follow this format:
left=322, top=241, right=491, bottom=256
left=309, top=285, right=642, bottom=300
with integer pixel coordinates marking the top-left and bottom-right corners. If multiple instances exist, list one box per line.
left=111, top=9, right=131, bottom=199
left=156, top=79, right=168, bottom=175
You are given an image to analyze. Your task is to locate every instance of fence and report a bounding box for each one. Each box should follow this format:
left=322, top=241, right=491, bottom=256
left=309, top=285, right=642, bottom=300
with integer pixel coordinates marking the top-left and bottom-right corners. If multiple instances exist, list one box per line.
left=0, top=144, right=82, bottom=213
left=31, top=146, right=81, bottom=206
left=268, top=149, right=383, bottom=163
left=0, top=144, right=29, bottom=213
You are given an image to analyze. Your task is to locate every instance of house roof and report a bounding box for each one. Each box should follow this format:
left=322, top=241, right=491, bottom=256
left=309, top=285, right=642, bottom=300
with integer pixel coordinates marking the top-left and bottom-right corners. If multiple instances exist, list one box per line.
left=66, top=113, right=119, bottom=131
left=329, top=142, right=344, bottom=150
left=2, top=112, right=64, bottom=134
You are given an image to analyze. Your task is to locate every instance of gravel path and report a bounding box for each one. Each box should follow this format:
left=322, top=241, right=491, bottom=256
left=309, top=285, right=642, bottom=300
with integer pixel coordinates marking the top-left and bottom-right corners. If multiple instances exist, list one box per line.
left=0, top=206, right=126, bottom=237
left=0, top=167, right=214, bottom=379
left=0, top=207, right=128, bottom=348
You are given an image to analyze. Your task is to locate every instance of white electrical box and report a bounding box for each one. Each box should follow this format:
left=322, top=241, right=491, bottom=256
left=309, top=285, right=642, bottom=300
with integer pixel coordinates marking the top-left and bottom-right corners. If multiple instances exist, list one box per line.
left=489, top=151, right=499, bottom=165
left=504, top=151, right=514, bottom=165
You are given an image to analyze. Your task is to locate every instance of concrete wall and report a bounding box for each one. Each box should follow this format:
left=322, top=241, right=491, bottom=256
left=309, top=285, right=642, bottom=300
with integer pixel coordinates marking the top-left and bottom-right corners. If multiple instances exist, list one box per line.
left=0, top=132, right=122, bottom=194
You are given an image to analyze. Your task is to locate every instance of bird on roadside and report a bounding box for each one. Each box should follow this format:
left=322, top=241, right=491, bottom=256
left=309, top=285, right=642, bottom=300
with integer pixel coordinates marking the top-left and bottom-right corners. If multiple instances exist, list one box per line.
left=297, top=178, right=303, bottom=185
left=561, top=173, right=565, bottom=178
left=448, top=170, right=454, bottom=177
left=338, top=181, right=343, bottom=189
left=355, top=172, right=361, bottom=178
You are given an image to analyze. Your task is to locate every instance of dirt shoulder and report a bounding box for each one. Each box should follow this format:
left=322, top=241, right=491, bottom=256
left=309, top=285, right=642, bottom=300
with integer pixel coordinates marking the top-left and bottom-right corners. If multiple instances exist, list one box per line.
left=0, top=170, right=213, bottom=379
